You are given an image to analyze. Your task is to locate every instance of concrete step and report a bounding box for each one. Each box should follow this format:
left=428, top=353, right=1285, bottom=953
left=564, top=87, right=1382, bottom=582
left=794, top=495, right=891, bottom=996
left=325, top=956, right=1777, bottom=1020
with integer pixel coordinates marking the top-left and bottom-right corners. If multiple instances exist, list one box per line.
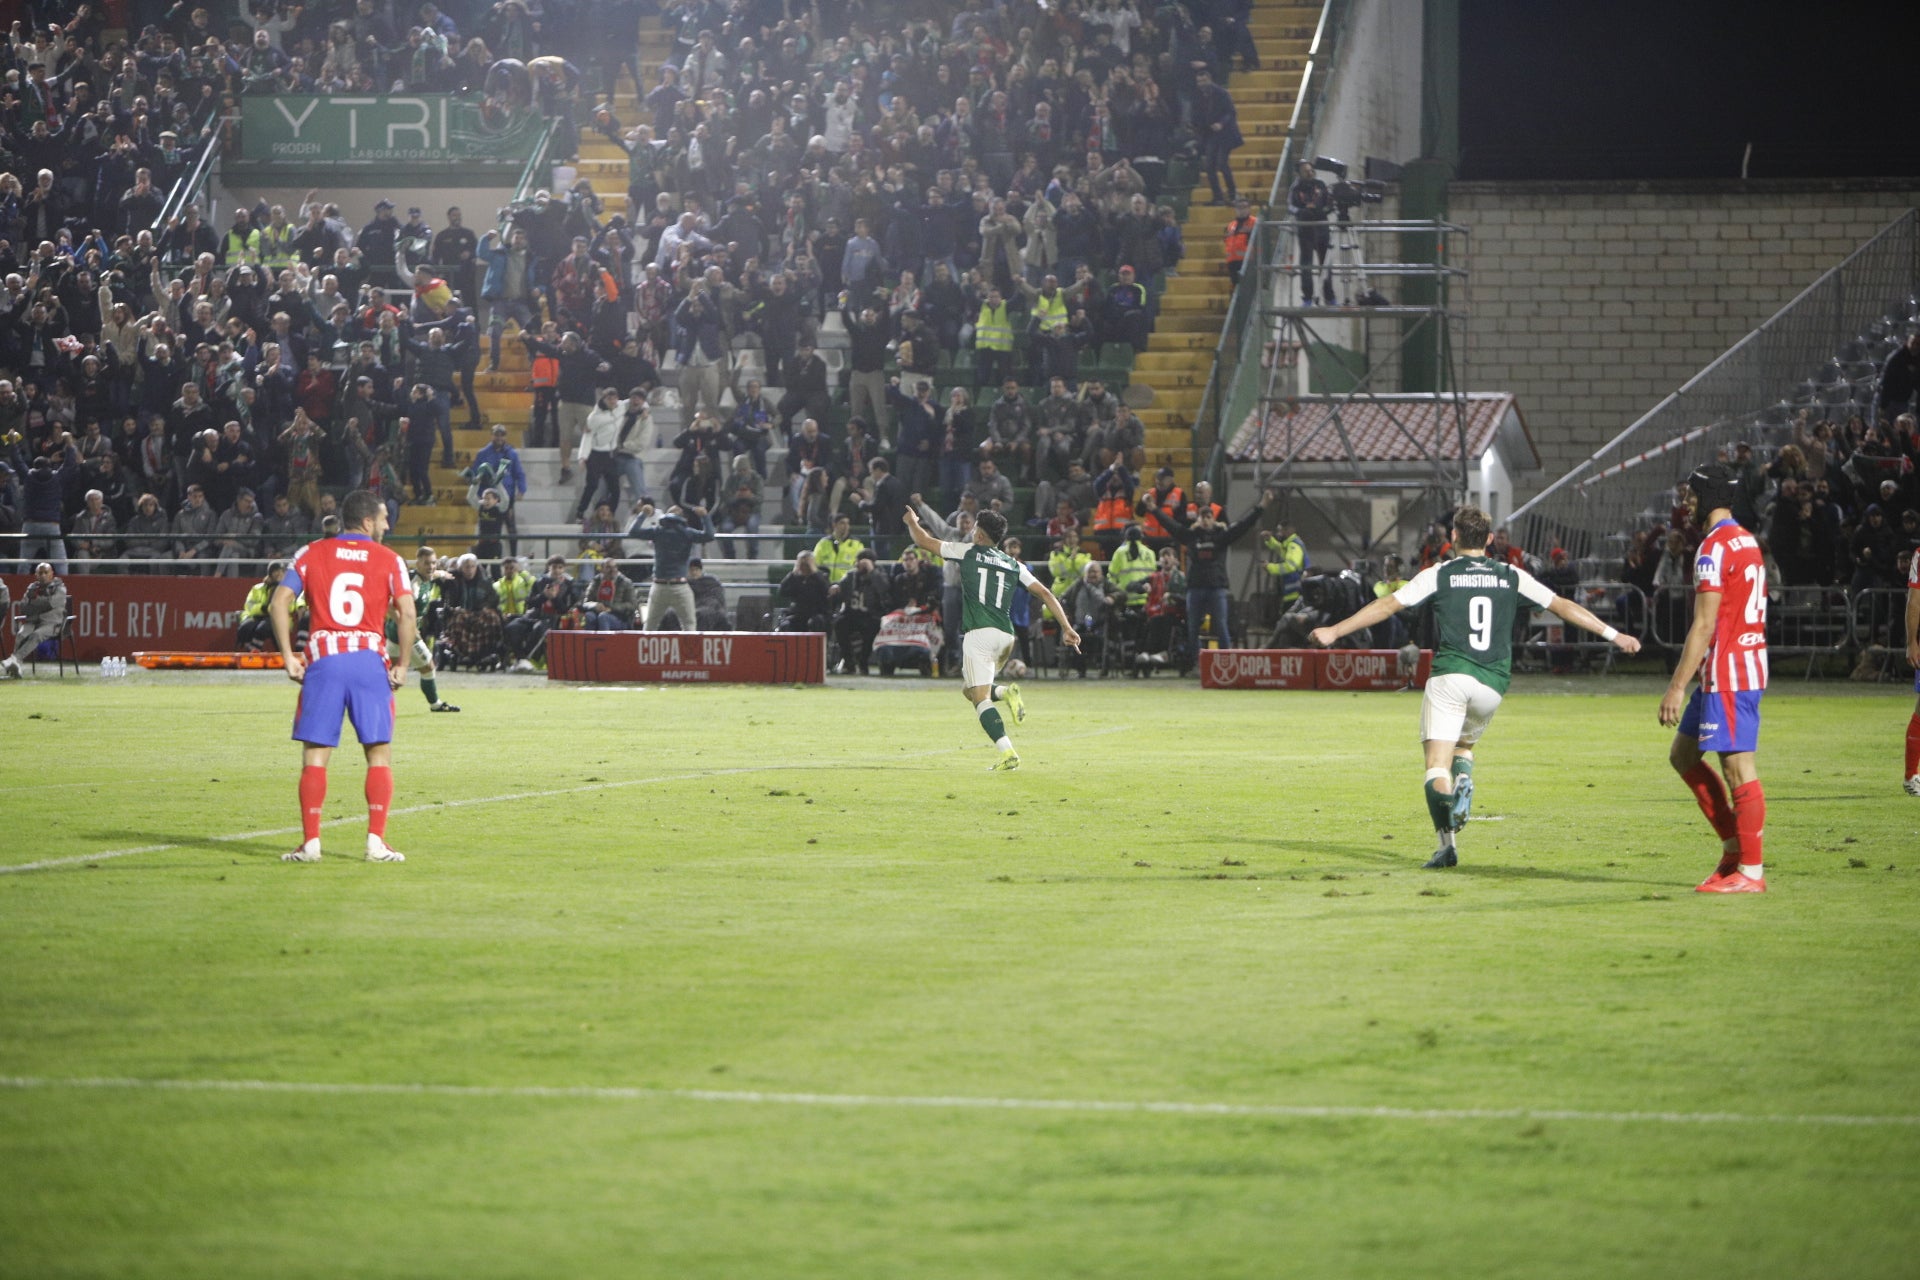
left=1155, top=293, right=1231, bottom=314
left=1129, top=367, right=1208, bottom=388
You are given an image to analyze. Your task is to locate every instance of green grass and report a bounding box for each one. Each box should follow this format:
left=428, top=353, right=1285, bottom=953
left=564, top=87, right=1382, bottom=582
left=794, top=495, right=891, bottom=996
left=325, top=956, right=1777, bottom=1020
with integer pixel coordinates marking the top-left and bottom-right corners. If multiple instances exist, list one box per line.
left=2, top=673, right=1918, bottom=1278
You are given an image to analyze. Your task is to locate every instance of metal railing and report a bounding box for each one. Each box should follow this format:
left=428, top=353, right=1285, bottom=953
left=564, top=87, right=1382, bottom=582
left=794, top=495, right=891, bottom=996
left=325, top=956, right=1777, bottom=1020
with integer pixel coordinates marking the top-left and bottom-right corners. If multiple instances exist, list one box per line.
left=152, top=117, right=235, bottom=247
left=514, top=118, right=561, bottom=204
left=1518, top=580, right=1645, bottom=671
left=1190, top=0, right=1346, bottom=501
left=1511, top=208, right=1920, bottom=560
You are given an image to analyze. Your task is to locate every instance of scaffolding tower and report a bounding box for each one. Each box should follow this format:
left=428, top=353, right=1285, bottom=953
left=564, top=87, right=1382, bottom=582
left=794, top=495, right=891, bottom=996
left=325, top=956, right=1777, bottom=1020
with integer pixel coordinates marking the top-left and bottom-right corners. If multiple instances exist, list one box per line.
left=1234, top=214, right=1472, bottom=562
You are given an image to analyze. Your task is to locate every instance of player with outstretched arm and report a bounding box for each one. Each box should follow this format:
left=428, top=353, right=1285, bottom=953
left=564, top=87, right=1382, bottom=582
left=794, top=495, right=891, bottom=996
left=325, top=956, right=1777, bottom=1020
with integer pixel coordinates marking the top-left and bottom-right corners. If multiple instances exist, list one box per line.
left=1310, top=506, right=1641, bottom=868
left=902, top=507, right=1081, bottom=770
left=270, top=490, right=418, bottom=863
left=1659, top=462, right=1772, bottom=892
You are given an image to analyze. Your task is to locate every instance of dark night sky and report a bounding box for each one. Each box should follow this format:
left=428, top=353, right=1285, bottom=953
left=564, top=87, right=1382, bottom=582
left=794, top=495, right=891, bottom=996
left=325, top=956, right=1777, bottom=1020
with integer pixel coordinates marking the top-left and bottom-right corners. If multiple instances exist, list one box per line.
left=1458, top=0, right=1915, bottom=181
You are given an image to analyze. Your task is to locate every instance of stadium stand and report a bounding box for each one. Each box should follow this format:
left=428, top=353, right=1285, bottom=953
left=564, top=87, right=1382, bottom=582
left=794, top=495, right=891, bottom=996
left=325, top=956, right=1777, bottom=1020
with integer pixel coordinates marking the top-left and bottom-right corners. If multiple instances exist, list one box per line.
left=1, top=0, right=1315, bottom=667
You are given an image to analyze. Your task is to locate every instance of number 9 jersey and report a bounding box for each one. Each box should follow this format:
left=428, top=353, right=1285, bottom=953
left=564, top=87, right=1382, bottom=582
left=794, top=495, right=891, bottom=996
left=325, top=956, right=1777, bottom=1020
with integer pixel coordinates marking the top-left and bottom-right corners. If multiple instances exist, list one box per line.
left=1694, top=518, right=1768, bottom=693
left=282, top=533, right=415, bottom=663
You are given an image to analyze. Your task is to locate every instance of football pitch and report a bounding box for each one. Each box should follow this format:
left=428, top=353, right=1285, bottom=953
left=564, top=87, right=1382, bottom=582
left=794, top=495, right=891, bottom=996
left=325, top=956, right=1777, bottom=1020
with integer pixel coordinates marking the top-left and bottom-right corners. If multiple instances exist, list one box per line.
left=2, top=673, right=1917, bottom=1278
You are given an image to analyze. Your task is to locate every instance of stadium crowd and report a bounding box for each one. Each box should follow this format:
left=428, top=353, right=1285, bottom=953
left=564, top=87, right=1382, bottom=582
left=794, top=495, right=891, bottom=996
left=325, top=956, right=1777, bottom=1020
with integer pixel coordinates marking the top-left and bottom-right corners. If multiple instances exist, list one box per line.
left=1, top=0, right=1284, bottom=673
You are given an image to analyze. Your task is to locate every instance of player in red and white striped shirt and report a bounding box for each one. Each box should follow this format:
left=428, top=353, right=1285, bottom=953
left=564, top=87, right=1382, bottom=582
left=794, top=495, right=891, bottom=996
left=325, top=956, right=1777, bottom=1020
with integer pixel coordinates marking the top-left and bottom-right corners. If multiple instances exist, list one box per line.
left=270, top=491, right=418, bottom=863
left=1904, top=548, right=1920, bottom=795
left=1660, top=462, right=1770, bottom=892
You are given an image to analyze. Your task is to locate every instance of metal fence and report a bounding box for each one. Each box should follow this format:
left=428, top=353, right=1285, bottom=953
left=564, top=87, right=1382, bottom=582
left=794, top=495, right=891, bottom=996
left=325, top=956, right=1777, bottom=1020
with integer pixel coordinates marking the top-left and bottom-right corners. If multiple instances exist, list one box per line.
left=1511, top=208, right=1920, bottom=560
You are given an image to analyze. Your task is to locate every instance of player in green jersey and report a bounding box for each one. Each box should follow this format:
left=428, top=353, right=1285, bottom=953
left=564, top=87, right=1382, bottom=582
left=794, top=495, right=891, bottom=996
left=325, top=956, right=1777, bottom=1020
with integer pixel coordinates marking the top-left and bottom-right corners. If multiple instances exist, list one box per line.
left=903, top=507, right=1082, bottom=770
left=1311, top=506, right=1640, bottom=867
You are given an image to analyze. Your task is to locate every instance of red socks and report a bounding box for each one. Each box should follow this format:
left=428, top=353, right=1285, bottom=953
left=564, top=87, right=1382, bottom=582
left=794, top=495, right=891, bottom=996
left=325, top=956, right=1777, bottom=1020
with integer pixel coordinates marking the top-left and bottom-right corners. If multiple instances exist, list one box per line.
left=1680, top=762, right=1737, bottom=841
left=299, top=766, right=327, bottom=842
left=1731, top=780, right=1766, bottom=872
left=365, top=766, right=393, bottom=838
left=1906, top=714, right=1920, bottom=779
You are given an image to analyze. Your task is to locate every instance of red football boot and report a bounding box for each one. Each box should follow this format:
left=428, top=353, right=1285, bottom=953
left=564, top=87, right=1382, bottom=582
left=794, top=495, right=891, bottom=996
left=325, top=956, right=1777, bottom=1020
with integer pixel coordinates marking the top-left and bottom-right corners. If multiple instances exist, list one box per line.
left=1697, top=870, right=1766, bottom=893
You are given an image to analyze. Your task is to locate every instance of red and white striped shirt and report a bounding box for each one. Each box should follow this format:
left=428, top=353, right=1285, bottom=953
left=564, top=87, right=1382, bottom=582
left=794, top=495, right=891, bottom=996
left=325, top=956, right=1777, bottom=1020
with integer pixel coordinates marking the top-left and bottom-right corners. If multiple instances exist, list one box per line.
left=282, top=534, right=413, bottom=666
left=1910, top=548, right=1920, bottom=590
left=1694, top=519, right=1768, bottom=693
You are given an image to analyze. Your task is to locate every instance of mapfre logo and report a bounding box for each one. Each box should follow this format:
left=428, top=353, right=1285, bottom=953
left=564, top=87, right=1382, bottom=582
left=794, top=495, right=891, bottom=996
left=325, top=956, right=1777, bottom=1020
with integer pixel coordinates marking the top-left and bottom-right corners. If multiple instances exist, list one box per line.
left=1321, top=651, right=1392, bottom=687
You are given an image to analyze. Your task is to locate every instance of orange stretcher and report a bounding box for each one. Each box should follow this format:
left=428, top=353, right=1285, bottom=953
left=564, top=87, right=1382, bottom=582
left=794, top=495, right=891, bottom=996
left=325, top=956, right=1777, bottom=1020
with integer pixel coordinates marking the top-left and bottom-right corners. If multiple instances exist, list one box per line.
left=132, top=652, right=286, bottom=669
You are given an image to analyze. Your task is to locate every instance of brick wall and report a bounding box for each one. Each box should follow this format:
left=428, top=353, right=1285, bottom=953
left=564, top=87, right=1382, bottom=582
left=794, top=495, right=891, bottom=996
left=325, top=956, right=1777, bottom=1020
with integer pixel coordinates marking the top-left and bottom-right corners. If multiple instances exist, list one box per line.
left=1447, top=182, right=1920, bottom=499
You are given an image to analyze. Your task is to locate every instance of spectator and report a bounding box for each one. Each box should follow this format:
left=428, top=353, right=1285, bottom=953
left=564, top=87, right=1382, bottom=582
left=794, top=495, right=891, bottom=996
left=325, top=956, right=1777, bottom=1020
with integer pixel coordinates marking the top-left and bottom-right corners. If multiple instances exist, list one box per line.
left=507, top=555, right=576, bottom=670
left=1062, top=560, right=1122, bottom=676
left=579, top=554, right=641, bottom=632
left=465, top=425, right=528, bottom=553
left=887, top=376, right=940, bottom=499
left=70, top=488, right=119, bottom=572
left=626, top=503, right=712, bottom=629
left=1152, top=491, right=1276, bottom=657
left=813, top=512, right=865, bottom=585
left=1, top=562, right=67, bottom=679
left=576, top=386, right=627, bottom=520
left=778, top=550, right=832, bottom=633
left=830, top=550, right=886, bottom=675
left=717, top=453, right=765, bottom=558
left=124, top=492, right=173, bottom=572
left=16, top=436, right=76, bottom=573
left=933, top=388, right=980, bottom=510
left=854, top=457, right=909, bottom=558
left=687, top=557, right=730, bottom=629
left=237, top=561, right=287, bottom=651
left=494, top=556, right=537, bottom=621
left=436, top=554, right=505, bottom=668
left=213, top=488, right=263, bottom=576
left=171, top=482, right=218, bottom=574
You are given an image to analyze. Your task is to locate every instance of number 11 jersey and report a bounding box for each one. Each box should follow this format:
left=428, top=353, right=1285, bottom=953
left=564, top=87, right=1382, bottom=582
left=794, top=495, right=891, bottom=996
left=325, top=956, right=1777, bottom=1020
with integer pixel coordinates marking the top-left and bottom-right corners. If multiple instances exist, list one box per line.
left=282, top=533, right=414, bottom=662
left=1694, top=518, right=1768, bottom=693
left=942, top=540, right=1038, bottom=636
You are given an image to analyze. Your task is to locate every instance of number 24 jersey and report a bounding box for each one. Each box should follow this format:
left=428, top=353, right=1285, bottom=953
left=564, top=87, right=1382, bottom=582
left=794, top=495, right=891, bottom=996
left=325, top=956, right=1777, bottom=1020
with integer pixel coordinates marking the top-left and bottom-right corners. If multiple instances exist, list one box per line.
left=282, top=534, right=414, bottom=662
left=1694, top=519, right=1767, bottom=693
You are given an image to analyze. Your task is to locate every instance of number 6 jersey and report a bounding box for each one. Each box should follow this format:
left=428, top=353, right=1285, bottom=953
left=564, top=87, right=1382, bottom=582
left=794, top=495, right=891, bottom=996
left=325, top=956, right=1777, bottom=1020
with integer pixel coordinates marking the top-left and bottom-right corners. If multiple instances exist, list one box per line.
left=1693, top=518, right=1769, bottom=692
left=282, top=533, right=414, bottom=662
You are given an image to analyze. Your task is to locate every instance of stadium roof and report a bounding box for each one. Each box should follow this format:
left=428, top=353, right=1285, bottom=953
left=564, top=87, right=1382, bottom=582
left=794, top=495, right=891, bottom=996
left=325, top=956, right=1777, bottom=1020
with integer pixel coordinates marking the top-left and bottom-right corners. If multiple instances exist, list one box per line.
left=1226, top=392, right=1539, bottom=470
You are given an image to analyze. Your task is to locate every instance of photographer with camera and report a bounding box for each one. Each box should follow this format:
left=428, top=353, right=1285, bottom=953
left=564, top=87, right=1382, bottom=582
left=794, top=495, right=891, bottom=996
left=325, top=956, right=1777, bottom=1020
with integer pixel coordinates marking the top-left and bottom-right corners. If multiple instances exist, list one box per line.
left=1286, top=160, right=1333, bottom=306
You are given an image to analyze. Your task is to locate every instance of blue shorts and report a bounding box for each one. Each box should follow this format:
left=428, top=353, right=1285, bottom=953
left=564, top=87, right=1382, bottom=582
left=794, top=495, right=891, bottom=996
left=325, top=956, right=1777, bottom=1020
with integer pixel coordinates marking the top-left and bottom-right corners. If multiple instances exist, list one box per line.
left=1679, top=686, right=1763, bottom=755
left=292, top=650, right=396, bottom=748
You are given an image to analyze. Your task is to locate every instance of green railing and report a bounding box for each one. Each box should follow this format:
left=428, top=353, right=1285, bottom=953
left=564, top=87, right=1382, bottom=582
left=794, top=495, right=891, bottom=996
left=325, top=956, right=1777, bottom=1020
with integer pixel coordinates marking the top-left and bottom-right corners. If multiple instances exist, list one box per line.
left=1189, top=0, right=1347, bottom=501
left=152, top=116, right=236, bottom=246
left=513, top=118, right=562, bottom=204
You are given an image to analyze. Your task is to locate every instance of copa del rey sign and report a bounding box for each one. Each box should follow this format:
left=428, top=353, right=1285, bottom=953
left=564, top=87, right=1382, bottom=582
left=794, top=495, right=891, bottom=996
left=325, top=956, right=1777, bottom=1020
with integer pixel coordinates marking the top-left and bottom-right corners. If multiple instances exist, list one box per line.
left=545, top=629, right=826, bottom=684
left=1, top=573, right=250, bottom=661
left=1200, top=648, right=1433, bottom=690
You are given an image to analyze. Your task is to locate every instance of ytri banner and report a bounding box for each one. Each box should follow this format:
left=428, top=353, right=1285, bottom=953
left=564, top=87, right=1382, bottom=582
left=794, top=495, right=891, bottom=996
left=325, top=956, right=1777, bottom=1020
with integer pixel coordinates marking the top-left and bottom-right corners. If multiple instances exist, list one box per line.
left=240, top=95, right=546, bottom=164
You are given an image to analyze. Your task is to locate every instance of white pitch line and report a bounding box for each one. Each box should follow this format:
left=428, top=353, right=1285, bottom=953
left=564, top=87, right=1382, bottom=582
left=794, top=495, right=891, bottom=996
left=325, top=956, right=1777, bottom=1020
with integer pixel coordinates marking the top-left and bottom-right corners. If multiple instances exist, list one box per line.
left=0, top=726, right=1134, bottom=876
left=0, top=1075, right=1913, bottom=1129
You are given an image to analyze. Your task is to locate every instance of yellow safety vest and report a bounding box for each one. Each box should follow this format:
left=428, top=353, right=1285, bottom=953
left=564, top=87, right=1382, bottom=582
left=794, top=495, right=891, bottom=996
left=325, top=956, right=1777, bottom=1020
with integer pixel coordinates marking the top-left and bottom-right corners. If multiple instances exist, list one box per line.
left=813, top=535, right=866, bottom=583
left=1109, top=541, right=1156, bottom=601
left=1031, top=290, right=1067, bottom=333
left=259, top=224, right=298, bottom=270
left=974, top=302, right=1013, bottom=352
left=224, top=228, right=261, bottom=265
